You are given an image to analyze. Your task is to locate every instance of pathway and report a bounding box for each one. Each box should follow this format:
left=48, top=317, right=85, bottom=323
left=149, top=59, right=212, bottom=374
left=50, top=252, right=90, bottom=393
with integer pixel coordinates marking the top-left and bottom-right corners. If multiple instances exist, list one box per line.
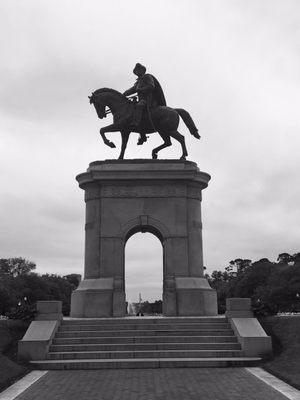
left=2, top=368, right=298, bottom=400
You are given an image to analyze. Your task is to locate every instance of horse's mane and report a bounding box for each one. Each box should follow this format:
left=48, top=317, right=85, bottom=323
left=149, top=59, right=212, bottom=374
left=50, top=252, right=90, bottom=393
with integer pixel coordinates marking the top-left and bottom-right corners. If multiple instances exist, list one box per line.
left=93, top=87, right=126, bottom=100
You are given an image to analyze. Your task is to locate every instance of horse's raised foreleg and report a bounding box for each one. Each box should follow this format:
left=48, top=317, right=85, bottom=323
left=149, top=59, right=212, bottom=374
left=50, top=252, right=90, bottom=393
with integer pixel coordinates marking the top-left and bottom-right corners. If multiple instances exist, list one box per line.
left=99, top=123, right=121, bottom=148
left=119, top=130, right=130, bottom=159
left=152, top=132, right=172, bottom=159
left=169, top=130, right=188, bottom=160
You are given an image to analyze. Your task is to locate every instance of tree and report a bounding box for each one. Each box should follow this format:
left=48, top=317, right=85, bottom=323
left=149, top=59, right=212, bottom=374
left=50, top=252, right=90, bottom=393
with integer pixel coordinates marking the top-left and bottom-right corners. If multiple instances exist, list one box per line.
left=0, top=279, right=12, bottom=315
left=292, top=253, right=300, bottom=267
left=254, top=264, right=300, bottom=314
left=277, top=253, right=292, bottom=265
left=0, top=258, right=36, bottom=277
left=40, top=274, right=74, bottom=315
left=133, top=300, right=163, bottom=315
left=64, top=274, right=81, bottom=289
left=207, top=253, right=300, bottom=316
left=228, top=258, right=274, bottom=299
left=226, top=259, right=252, bottom=274
left=152, top=300, right=162, bottom=314
left=208, top=270, right=233, bottom=313
left=0, top=270, right=75, bottom=317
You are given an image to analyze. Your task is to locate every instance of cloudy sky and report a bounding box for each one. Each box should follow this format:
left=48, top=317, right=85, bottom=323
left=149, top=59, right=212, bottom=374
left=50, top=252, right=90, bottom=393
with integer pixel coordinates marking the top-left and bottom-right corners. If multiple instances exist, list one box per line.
left=1, top=0, right=299, bottom=302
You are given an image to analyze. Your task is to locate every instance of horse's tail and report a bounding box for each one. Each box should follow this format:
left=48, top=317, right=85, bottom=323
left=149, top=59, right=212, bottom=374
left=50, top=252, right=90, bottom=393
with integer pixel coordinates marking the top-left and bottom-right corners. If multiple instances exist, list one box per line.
left=175, top=108, right=200, bottom=139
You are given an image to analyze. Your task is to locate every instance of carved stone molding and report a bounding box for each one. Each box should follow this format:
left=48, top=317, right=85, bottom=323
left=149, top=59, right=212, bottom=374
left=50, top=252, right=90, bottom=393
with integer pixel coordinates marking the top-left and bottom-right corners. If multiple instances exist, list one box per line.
left=120, top=215, right=171, bottom=242
left=187, top=186, right=202, bottom=200
left=101, top=185, right=186, bottom=198
left=84, top=185, right=101, bottom=202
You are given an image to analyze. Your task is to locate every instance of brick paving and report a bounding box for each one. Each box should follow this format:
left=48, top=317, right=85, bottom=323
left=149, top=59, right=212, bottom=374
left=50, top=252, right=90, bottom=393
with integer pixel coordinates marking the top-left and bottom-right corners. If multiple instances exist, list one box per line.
left=15, top=368, right=289, bottom=400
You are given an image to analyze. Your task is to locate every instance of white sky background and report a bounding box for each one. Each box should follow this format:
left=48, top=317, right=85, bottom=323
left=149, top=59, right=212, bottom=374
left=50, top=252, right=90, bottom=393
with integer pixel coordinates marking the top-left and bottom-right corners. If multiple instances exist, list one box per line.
left=0, top=0, right=299, bottom=302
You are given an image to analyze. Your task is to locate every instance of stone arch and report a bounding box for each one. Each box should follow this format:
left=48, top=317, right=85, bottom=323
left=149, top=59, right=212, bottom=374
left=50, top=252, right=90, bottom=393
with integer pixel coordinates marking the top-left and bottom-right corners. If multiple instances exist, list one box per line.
left=71, top=160, right=217, bottom=317
left=124, top=229, right=163, bottom=304
left=120, top=215, right=171, bottom=244
left=120, top=215, right=169, bottom=286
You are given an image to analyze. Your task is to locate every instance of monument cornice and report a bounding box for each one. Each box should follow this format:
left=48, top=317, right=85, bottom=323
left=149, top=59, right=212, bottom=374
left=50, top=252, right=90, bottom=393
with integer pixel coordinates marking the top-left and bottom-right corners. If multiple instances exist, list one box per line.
left=76, top=159, right=211, bottom=190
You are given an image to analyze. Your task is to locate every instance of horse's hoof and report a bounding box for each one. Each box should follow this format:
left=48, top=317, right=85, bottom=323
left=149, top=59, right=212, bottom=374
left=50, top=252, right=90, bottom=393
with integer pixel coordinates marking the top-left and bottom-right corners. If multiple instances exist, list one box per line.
left=180, top=155, right=186, bottom=160
left=137, top=136, right=148, bottom=145
left=152, top=153, right=158, bottom=160
left=108, top=142, right=116, bottom=148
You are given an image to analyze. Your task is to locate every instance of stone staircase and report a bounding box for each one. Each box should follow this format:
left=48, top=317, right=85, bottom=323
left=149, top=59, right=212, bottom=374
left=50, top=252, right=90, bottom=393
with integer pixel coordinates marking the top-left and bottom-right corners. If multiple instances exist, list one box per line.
left=31, top=316, right=261, bottom=369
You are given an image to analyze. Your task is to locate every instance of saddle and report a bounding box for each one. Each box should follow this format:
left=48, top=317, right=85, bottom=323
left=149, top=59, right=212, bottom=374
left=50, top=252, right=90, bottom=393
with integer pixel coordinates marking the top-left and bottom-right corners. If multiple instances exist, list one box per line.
left=128, top=97, right=157, bottom=133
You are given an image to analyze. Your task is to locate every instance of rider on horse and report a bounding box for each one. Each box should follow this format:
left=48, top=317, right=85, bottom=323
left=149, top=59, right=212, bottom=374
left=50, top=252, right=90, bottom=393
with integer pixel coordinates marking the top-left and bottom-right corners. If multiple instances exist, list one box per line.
left=123, top=63, right=166, bottom=145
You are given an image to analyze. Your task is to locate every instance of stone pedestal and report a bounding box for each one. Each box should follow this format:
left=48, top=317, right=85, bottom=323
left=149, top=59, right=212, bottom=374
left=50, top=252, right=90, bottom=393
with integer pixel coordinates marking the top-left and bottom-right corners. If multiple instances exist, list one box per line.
left=226, top=298, right=272, bottom=358
left=70, top=159, right=217, bottom=317
left=35, top=301, right=63, bottom=321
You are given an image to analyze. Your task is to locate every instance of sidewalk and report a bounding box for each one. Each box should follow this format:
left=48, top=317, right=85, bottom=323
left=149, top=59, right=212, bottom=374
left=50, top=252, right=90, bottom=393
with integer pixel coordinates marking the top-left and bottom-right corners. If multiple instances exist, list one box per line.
left=6, top=368, right=297, bottom=400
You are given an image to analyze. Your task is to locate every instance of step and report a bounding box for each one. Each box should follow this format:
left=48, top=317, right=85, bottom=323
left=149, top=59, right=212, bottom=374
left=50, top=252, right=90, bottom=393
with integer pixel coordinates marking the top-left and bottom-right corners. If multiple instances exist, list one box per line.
left=50, top=342, right=241, bottom=352
left=56, top=329, right=234, bottom=338
left=47, top=349, right=244, bottom=360
left=31, top=357, right=261, bottom=370
left=52, top=335, right=238, bottom=345
left=59, top=323, right=230, bottom=331
left=62, top=317, right=227, bottom=325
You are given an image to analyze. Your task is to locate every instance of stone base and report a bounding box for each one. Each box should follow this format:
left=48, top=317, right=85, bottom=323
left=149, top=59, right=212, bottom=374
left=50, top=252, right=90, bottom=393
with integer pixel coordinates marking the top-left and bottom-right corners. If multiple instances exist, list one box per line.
left=70, top=278, right=126, bottom=318
left=71, top=277, right=217, bottom=318
left=163, top=277, right=218, bottom=316
left=35, top=301, right=63, bottom=321
left=225, top=298, right=254, bottom=318
left=175, top=277, right=218, bottom=316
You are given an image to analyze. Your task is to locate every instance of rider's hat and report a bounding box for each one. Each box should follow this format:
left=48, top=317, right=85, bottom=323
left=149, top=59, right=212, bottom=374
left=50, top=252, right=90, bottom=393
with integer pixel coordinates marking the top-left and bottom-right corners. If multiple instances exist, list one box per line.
left=133, top=63, right=146, bottom=74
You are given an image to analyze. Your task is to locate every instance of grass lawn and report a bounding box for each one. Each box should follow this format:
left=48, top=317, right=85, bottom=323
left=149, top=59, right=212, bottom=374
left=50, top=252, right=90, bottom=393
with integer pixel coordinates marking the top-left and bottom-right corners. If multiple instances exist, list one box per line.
left=0, top=321, right=30, bottom=392
left=260, top=315, right=300, bottom=390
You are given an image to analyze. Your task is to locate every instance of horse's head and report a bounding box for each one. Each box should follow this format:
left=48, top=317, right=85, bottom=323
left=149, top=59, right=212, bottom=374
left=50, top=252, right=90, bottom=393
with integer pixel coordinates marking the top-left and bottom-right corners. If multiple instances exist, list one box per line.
left=89, top=88, right=127, bottom=120
left=88, top=91, right=106, bottom=119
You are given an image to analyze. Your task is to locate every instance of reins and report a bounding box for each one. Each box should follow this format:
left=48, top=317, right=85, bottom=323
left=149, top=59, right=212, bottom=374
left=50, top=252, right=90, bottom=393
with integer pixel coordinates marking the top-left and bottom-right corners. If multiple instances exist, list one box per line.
left=103, top=94, right=137, bottom=115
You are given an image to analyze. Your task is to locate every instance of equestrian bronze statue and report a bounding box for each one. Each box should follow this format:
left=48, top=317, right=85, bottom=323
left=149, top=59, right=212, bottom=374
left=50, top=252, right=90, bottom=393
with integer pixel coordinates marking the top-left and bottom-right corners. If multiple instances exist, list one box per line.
left=89, top=63, right=200, bottom=160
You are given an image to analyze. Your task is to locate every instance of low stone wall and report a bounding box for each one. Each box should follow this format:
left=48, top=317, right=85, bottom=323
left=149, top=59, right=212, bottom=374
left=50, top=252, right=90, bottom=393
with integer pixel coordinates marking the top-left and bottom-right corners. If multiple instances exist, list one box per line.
left=18, top=301, right=62, bottom=361
left=226, top=298, right=272, bottom=358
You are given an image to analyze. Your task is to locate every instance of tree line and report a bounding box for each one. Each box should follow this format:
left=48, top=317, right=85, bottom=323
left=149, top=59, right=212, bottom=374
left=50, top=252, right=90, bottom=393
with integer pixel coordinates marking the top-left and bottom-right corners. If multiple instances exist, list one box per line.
left=131, top=300, right=162, bottom=315
left=206, top=252, right=300, bottom=315
left=0, top=252, right=299, bottom=319
left=0, top=258, right=81, bottom=319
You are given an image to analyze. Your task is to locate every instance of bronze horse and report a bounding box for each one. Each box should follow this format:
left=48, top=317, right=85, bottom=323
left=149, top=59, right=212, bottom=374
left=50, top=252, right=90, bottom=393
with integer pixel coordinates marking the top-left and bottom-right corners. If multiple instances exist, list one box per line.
left=89, top=88, right=200, bottom=160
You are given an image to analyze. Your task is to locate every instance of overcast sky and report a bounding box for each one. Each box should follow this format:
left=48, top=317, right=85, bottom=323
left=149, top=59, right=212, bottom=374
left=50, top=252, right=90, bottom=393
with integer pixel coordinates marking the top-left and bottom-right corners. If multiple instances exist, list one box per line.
left=1, top=0, right=299, bottom=302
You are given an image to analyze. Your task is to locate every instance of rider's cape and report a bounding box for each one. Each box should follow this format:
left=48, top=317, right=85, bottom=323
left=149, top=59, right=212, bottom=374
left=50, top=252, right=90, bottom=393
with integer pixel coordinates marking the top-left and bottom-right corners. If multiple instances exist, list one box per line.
left=148, top=74, right=166, bottom=107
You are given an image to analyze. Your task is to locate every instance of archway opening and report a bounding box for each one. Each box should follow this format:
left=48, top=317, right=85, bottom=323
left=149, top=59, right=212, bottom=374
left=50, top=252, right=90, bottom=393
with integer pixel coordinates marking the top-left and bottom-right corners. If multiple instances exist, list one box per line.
left=125, top=231, right=163, bottom=315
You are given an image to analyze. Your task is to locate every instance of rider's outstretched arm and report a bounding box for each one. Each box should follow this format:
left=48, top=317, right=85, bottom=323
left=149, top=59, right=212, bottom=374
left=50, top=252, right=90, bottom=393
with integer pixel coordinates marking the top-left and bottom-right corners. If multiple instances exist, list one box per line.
left=123, top=86, right=136, bottom=96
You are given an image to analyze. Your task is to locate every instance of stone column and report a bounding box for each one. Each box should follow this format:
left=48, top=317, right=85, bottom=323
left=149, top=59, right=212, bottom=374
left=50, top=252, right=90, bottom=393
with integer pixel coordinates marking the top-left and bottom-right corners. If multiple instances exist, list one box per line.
left=70, top=184, right=119, bottom=317
left=187, top=188, right=203, bottom=277
left=174, top=187, right=217, bottom=316
left=84, top=185, right=101, bottom=279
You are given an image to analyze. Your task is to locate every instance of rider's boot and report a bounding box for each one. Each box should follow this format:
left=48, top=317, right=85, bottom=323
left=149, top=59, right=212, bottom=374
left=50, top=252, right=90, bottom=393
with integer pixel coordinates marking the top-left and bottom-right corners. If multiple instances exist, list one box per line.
left=132, top=105, right=147, bottom=145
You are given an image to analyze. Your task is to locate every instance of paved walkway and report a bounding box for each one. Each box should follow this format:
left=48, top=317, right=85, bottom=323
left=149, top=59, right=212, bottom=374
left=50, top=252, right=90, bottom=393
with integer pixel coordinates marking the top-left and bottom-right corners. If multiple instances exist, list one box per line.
left=12, top=368, right=295, bottom=400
